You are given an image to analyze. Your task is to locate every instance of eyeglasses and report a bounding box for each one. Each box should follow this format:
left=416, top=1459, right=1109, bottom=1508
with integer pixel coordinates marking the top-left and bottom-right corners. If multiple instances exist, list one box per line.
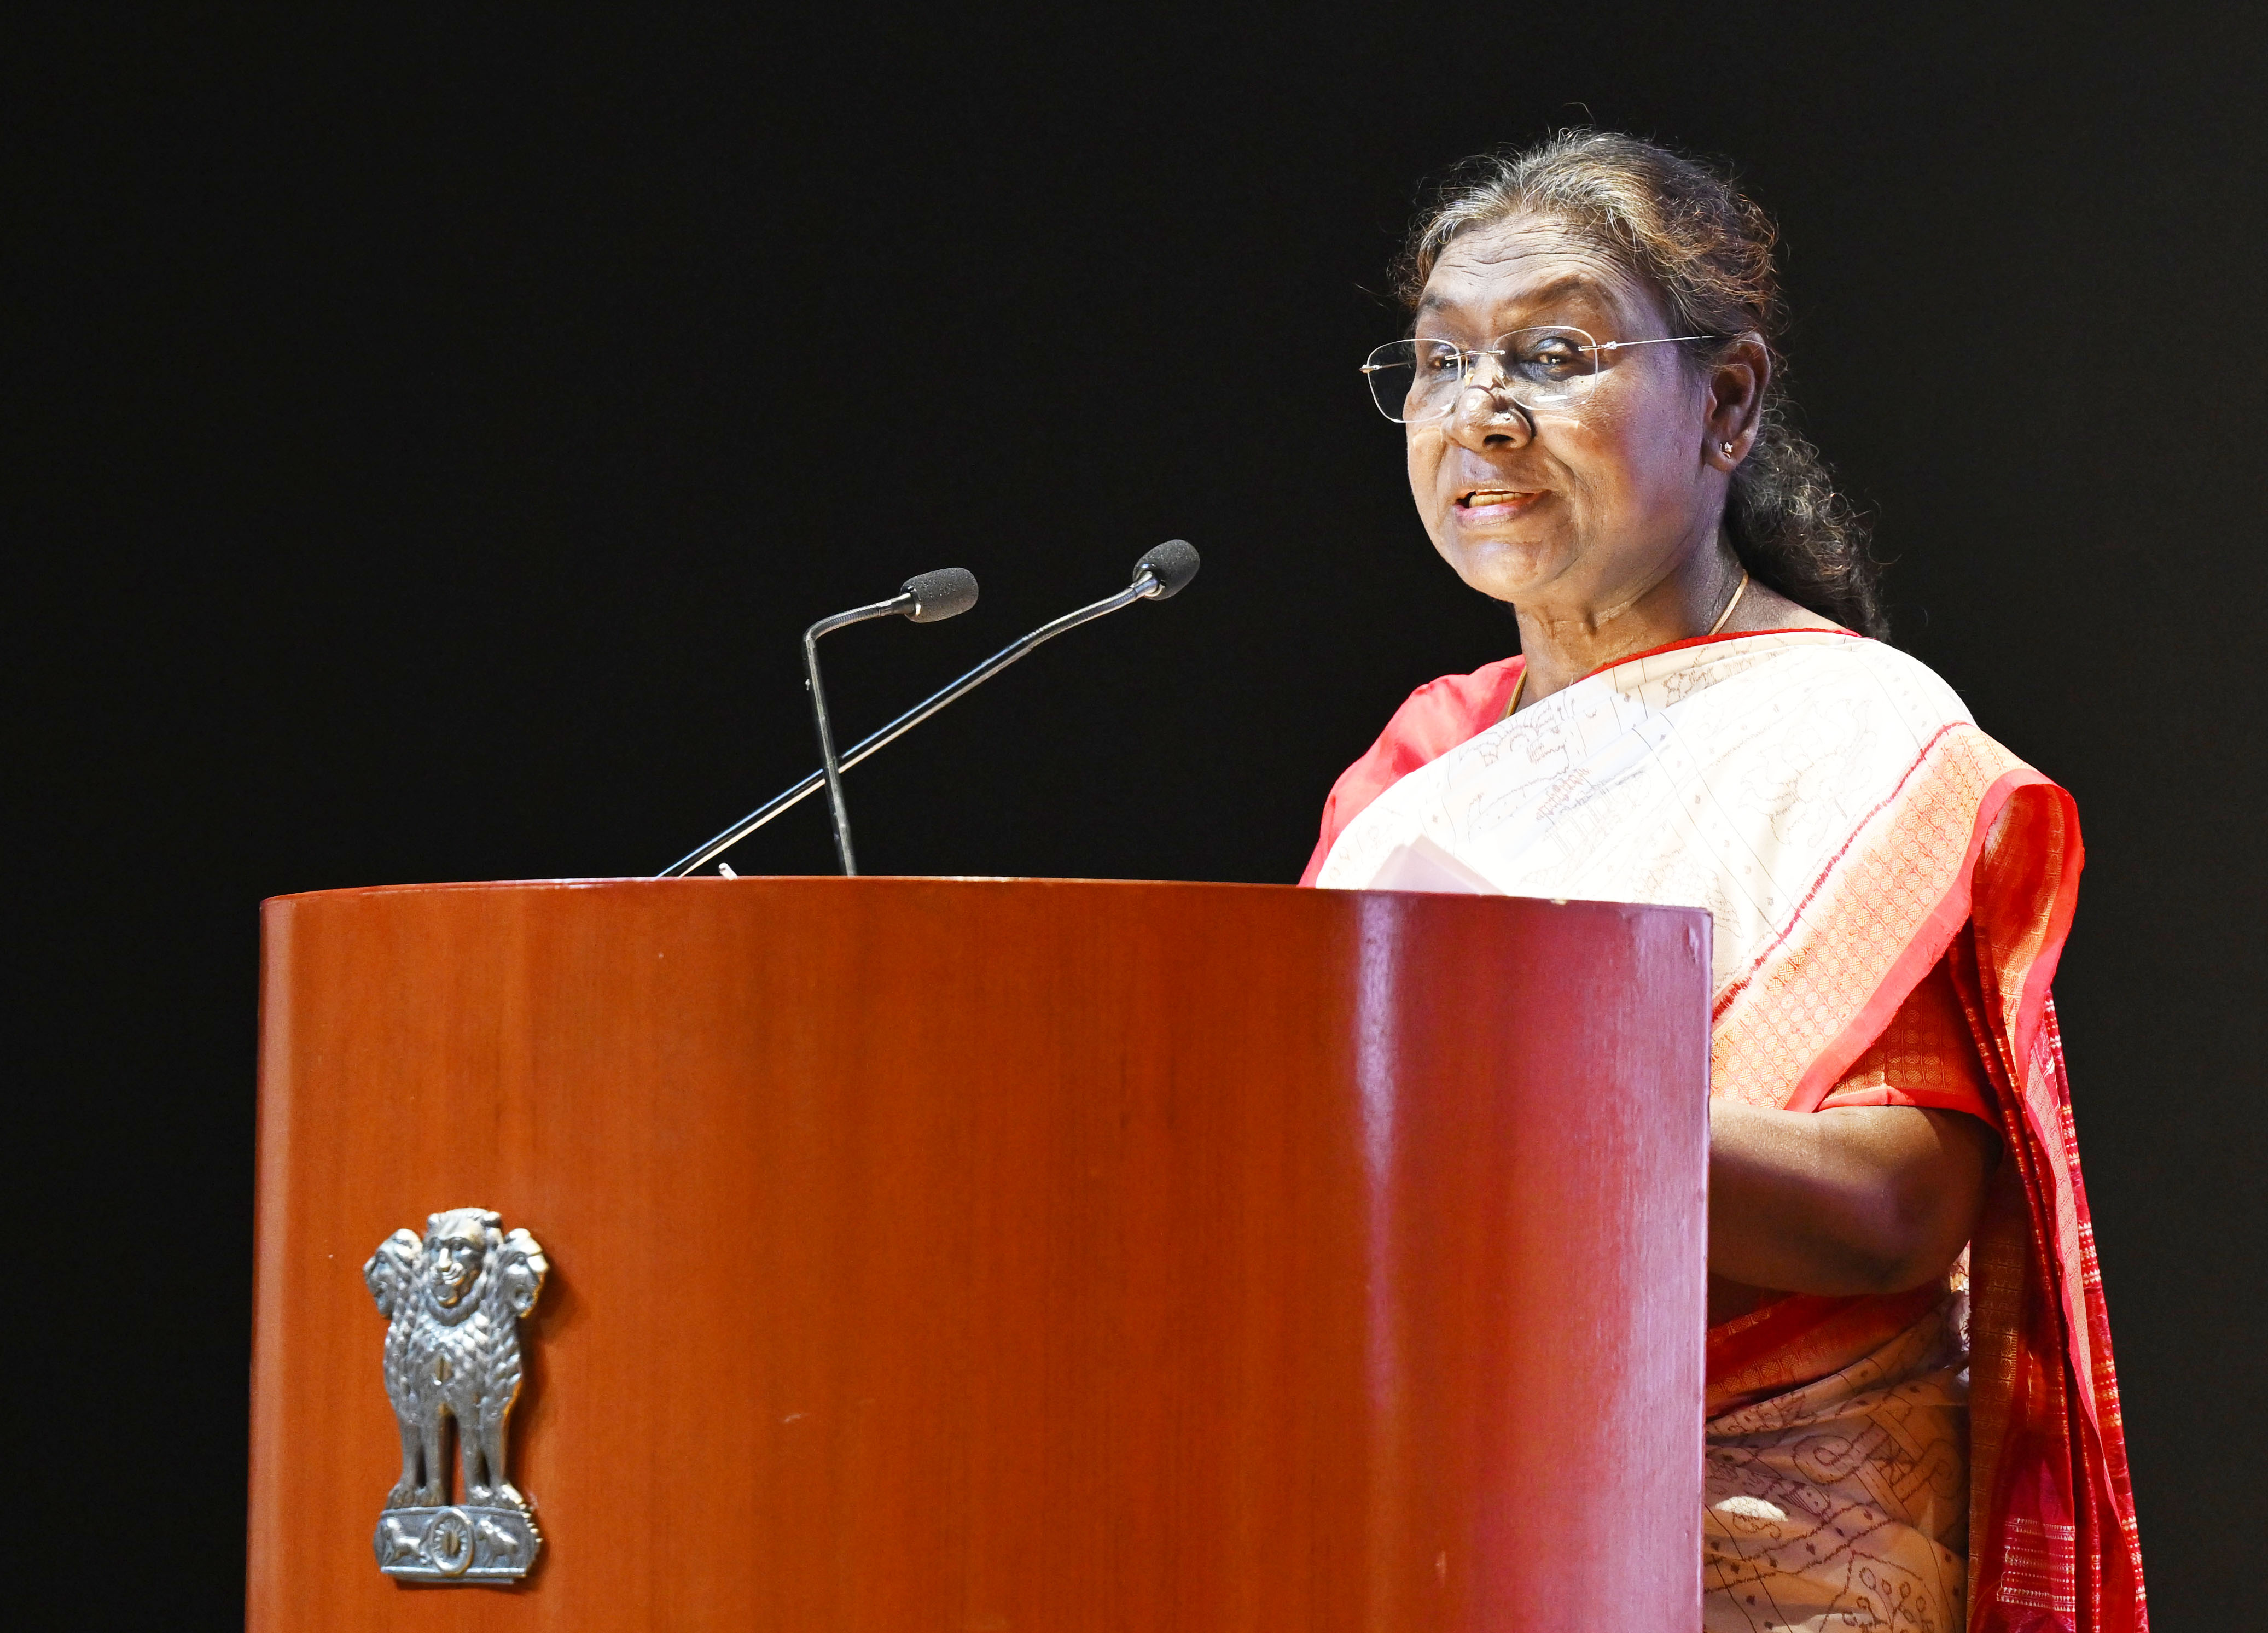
left=1359, top=326, right=1719, bottom=424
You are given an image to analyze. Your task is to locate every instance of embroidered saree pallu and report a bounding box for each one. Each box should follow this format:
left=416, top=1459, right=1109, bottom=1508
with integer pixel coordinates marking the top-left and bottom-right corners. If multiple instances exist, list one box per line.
left=1304, top=630, right=2145, bottom=1632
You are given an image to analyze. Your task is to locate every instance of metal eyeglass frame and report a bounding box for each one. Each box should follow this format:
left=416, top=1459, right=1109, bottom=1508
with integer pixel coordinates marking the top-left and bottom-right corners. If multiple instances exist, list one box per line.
left=1359, top=326, right=1722, bottom=424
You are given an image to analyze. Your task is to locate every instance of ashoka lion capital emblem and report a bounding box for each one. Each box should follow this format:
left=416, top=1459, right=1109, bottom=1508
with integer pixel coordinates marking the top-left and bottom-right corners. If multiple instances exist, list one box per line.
left=363, top=1208, right=549, bottom=1581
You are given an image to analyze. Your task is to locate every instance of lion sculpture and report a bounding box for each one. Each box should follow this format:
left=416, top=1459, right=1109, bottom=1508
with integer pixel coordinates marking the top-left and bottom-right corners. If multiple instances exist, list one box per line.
left=364, top=1208, right=548, bottom=1512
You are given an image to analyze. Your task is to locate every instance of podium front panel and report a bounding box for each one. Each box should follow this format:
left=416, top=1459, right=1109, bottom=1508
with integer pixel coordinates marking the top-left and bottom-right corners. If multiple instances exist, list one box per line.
left=249, top=877, right=1708, bottom=1629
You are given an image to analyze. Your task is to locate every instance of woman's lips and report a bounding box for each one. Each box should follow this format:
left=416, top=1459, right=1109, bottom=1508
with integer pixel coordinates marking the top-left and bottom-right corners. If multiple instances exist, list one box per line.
left=1456, top=487, right=1543, bottom=521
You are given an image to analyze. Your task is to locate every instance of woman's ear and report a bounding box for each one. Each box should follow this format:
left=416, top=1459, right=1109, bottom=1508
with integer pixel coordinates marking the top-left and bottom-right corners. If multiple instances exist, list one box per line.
left=1706, top=333, right=1769, bottom=468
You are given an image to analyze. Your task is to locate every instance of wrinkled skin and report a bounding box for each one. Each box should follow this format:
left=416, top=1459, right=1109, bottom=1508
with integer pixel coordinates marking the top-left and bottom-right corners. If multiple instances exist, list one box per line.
left=1406, top=215, right=1997, bottom=1322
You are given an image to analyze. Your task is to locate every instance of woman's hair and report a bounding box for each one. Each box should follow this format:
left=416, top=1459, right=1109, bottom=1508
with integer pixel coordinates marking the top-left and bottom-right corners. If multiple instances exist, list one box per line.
left=1395, top=131, right=1886, bottom=638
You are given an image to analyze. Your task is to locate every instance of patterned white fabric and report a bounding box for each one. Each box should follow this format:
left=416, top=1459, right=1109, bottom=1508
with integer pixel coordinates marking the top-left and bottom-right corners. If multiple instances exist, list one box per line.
left=1314, top=631, right=1973, bottom=999
left=1703, top=1296, right=1970, bottom=1632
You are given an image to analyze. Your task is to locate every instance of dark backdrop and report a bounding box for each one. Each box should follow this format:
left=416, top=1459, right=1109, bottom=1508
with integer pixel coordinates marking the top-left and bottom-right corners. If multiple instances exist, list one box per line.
left=14, top=9, right=2264, bottom=1622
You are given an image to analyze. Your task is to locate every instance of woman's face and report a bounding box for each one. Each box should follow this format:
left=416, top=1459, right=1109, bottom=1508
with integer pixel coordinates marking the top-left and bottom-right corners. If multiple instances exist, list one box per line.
left=1406, top=212, right=1749, bottom=611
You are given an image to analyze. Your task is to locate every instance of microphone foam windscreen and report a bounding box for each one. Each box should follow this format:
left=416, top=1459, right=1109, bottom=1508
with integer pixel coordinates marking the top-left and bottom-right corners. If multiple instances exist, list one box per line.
left=1133, top=539, right=1200, bottom=599
left=902, top=567, right=980, bottom=623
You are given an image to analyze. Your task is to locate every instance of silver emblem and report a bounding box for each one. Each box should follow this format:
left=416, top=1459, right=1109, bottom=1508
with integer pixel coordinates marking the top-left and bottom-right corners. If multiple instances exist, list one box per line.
left=363, top=1208, right=549, bottom=1582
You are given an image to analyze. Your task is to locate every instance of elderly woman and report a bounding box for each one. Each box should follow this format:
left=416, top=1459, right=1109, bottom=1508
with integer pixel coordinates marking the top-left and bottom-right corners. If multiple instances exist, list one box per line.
left=1302, top=134, right=2144, bottom=1632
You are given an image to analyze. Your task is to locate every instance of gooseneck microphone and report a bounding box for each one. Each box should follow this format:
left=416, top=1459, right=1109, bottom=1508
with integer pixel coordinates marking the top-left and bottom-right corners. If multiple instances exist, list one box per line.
left=657, top=542, right=1199, bottom=878
left=801, top=569, right=981, bottom=876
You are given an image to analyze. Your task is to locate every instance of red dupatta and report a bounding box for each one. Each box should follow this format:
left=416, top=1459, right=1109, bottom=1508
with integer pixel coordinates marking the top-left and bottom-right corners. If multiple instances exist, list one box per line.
left=1301, top=640, right=2146, bottom=1632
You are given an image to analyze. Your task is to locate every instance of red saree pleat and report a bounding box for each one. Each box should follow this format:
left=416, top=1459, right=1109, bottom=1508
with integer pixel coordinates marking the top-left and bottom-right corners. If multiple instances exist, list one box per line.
left=1952, top=781, right=2145, bottom=1632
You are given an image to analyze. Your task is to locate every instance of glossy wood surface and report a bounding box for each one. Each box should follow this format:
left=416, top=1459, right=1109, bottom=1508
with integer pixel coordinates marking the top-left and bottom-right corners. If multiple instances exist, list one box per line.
left=249, top=877, right=1708, bottom=1629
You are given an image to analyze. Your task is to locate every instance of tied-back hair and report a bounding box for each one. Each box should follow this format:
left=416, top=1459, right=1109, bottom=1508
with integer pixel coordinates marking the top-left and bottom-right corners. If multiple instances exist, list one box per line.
left=1395, top=131, right=1887, bottom=639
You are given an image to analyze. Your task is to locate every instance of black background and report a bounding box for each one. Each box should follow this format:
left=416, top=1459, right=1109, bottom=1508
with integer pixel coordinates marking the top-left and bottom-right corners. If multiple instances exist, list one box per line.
left=13, top=8, right=2264, bottom=1623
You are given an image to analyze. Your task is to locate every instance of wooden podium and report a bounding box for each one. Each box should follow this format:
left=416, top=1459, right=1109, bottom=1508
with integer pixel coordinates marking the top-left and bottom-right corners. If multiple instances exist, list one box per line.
left=248, top=877, right=1709, bottom=1629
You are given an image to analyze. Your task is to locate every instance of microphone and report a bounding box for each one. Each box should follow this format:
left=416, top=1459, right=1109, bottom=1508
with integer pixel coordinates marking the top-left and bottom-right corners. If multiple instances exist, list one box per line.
left=1133, top=538, right=1200, bottom=599
left=803, top=569, right=980, bottom=876
left=659, top=541, right=1200, bottom=878
left=899, top=566, right=981, bottom=622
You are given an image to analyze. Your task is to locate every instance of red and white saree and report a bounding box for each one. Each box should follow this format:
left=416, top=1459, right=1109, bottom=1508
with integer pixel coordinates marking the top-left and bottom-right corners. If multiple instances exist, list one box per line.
left=1301, top=629, right=2145, bottom=1632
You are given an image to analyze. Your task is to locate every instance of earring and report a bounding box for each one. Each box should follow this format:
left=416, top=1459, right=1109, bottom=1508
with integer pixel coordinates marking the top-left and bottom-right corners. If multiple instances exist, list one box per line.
left=1720, top=441, right=1736, bottom=456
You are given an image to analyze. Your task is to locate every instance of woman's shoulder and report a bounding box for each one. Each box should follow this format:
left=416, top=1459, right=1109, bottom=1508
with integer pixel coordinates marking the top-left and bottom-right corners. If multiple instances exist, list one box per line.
left=1296, top=653, right=1523, bottom=886
left=1647, top=628, right=1978, bottom=728
left=1336, top=651, right=1528, bottom=795
left=1713, top=634, right=2063, bottom=806
left=1795, top=633, right=1975, bottom=724
left=1377, top=653, right=1527, bottom=760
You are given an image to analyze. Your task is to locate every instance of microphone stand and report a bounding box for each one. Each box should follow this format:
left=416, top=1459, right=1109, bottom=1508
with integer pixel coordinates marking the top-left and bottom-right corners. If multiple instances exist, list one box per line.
left=801, top=594, right=911, bottom=876
left=658, top=570, right=1168, bottom=878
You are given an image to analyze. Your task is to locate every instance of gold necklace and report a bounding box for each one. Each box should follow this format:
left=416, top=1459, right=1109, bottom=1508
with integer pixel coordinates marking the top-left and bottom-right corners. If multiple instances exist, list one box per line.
left=1706, top=569, right=1751, bottom=638
left=1506, top=568, right=1752, bottom=721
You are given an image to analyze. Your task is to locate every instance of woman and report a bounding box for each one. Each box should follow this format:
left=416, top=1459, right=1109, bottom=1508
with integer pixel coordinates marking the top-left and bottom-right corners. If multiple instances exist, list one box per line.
left=1303, top=133, right=2144, bottom=1631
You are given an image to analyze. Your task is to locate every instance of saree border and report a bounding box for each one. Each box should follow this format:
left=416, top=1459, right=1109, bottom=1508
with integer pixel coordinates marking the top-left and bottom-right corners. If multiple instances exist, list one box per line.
left=1709, top=724, right=2063, bottom=1113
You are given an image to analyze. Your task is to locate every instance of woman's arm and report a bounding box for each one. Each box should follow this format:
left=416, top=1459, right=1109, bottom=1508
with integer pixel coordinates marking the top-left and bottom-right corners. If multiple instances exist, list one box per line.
left=1708, top=1103, right=2000, bottom=1296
